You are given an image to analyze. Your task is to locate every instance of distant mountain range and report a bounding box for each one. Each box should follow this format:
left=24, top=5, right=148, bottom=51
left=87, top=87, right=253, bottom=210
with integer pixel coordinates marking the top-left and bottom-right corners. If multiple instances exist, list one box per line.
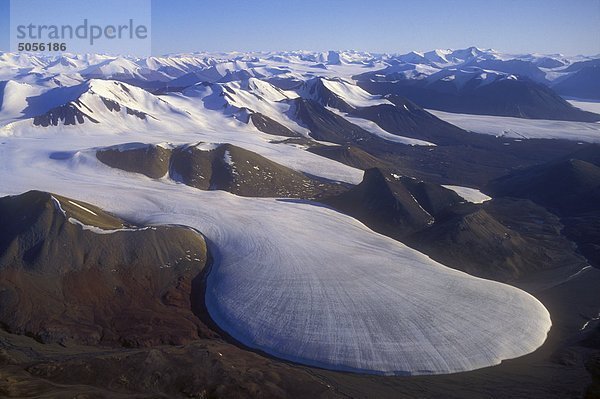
left=1, top=47, right=599, bottom=126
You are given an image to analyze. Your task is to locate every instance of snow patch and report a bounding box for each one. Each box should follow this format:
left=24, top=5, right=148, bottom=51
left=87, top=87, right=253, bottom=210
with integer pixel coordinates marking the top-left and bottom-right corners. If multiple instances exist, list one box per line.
left=581, top=313, right=600, bottom=331
left=195, top=142, right=222, bottom=152
left=223, top=149, right=234, bottom=166
left=51, top=195, right=67, bottom=217
left=442, top=185, right=492, bottom=203
left=67, top=200, right=98, bottom=216
left=67, top=216, right=154, bottom=235
left=318, top=77, right=392, bottom=108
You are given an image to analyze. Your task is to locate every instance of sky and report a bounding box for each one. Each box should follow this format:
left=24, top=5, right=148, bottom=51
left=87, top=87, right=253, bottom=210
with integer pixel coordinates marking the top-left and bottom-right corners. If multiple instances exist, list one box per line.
left=1, top=0, right=599, bottom=56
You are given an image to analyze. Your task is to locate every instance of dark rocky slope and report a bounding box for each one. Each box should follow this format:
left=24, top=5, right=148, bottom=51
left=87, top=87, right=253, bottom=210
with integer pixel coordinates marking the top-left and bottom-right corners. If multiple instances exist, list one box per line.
left=322, top=168, right=462, bottom=238
left=249, top=112, right=301, bottom=137
left=292, top=98, right=377, bottom=144
left=358, top=78, right=600, bottom=122
left=96, top=143, right=171, bottom=179
left=553, top=64, right=600, bottom=100
left=308, top=144, right=391, bottom=171
left=170, top=143, right=347, bottom=198
left=293, top=96, right=589, bottom=188
left=486, top=155, right=600, bottom=268
left=406, top=198, right=588, bottom=283
left=486, top=158, right=600, bottom=215
left=97, top=142, right=347, bottom=199
left=298, top=77, right=355, bottom=113
left=0, top=190, right=211, bottom=347
left=351, top=96, right=470, bottom=145
left=322, top=168, right=586, bottom=283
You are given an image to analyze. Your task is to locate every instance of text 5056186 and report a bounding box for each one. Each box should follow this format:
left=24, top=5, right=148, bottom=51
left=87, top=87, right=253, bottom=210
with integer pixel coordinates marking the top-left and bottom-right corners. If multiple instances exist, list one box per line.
left=17, top=43, right=67, bottom=51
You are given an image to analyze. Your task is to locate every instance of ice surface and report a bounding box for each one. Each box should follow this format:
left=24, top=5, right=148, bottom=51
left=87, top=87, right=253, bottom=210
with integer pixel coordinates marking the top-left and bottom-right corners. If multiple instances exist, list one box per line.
left=429, top=109, right=600, bottom=143
left=567, top=99, right=600, bottom=114
left=206, top=209, right=549, bottom=375
left=442, top=185, right=492, bottom=204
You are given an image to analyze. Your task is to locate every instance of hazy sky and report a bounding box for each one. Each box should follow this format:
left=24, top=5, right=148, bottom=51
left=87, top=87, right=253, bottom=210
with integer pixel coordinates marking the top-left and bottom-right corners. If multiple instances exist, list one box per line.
left=1, top=0, right=599, bottom=55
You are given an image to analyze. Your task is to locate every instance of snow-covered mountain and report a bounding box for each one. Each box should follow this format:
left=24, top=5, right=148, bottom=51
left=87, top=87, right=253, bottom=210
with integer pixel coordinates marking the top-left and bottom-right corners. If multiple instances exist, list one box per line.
left=1, top=47, right=598, bottom=143
left=0, top=47, right=593, bottom=88
left=297, top=76, right=391, bottom=111
left=0, top=48, right=596, bottom=103
left=5, top=79, right=190, bottom=130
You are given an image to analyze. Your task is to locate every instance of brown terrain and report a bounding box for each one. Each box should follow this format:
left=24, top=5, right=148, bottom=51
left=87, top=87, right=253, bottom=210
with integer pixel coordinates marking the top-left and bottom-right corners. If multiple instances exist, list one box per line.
left=97, top=142, right=348, bottom=199
left=0, top=190, right=212, bottom=347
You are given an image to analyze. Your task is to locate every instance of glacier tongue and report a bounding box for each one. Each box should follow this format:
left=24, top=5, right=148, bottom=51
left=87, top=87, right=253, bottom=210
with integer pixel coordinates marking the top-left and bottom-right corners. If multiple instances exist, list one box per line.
left=204, top=198, right=551, bottom=375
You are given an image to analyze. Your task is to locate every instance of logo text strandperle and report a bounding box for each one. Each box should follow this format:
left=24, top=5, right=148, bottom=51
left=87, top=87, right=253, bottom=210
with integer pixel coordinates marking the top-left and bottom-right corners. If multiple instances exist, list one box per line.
left=15, top=19, right=148, bottom=45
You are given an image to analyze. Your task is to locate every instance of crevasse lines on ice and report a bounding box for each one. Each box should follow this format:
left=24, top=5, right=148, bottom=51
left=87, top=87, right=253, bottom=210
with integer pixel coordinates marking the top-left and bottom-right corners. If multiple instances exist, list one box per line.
left=204, top=201, right=551, bottom=375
